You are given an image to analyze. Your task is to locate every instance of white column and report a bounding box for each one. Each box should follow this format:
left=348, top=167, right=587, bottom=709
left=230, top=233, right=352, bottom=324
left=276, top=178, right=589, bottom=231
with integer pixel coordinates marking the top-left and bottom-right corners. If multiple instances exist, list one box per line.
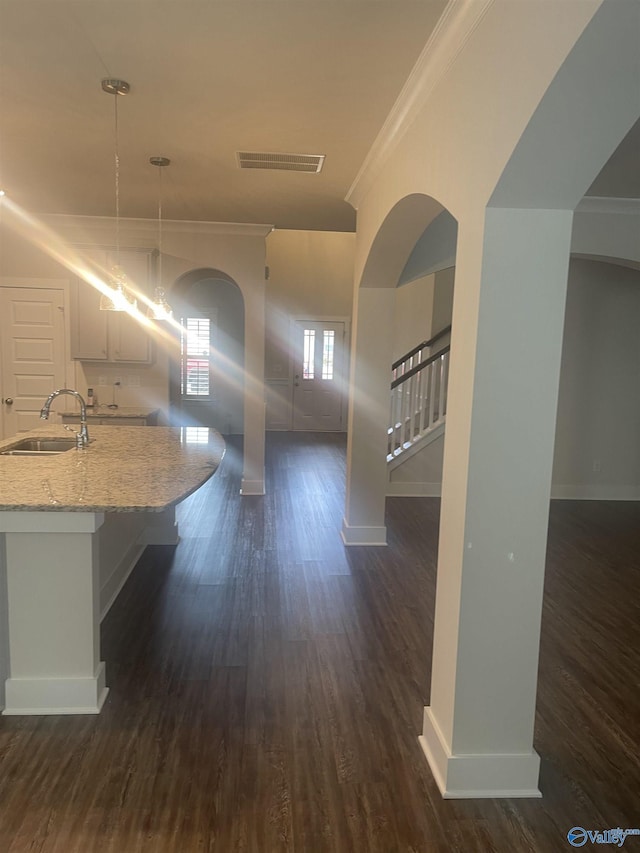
left=241, top=279, right=266, bottom=495
left=420, top=208, right=573, bottom=797
left=1, top=511, right=108, bottom=715
left=342, top=286, right=395, bottom=545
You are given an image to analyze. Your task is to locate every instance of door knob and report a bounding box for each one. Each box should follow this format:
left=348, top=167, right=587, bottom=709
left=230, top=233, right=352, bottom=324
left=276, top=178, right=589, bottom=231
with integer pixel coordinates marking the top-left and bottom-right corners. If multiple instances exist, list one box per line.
left=3, top=397, right=13, bottom=405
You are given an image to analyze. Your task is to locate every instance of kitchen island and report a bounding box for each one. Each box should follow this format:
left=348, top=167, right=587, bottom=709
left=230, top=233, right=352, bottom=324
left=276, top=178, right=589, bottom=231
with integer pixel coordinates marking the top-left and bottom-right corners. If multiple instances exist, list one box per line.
left=0, top=424, right=225, bottom=715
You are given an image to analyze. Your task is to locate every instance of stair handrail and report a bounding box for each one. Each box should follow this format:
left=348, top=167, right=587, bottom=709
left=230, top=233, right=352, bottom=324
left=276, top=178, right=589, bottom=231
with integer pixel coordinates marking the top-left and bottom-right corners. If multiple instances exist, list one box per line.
left=391, top=344, right=450, bottom=389
left=391, top=324, right=451, bottom=372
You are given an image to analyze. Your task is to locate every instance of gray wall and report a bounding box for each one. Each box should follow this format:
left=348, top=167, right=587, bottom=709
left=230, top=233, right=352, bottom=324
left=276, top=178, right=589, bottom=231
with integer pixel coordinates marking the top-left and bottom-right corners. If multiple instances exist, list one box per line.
left=552, top=258, right=640, bottom=497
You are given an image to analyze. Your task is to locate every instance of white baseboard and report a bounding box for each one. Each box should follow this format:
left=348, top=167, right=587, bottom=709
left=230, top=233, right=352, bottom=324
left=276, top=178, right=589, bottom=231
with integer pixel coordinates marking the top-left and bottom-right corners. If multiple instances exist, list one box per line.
left=240, top=479, right=265, bottom=496
left=387, top=481, right=442, bottom=497
left=385, top=482, right=640, bottom=500
left=419, top=706, right=542, bottom=799
left=340, top=519, right=387, bottom=546
left=551, top=483, right=640, bottom=500
left=3, top=663, right=108, bottom=716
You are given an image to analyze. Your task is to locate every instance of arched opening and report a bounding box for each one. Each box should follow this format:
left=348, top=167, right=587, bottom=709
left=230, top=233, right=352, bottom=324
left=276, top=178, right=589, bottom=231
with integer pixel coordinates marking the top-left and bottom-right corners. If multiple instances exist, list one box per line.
left=342, top=192, right=458, bottom=545
left=168, top=268, right=245, bottom=436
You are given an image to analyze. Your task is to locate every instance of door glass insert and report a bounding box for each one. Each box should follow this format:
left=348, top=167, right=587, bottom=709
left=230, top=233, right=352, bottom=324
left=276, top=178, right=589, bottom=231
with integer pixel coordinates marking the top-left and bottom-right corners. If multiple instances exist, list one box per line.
left=322, top=330, right=335, bottom=380
left=303, top=329, right=315, bottom=379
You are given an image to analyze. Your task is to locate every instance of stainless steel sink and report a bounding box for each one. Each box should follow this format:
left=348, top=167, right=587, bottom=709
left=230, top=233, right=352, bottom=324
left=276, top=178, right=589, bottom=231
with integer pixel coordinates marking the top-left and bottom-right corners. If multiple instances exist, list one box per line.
left=1, top=438, right=79, bottom=456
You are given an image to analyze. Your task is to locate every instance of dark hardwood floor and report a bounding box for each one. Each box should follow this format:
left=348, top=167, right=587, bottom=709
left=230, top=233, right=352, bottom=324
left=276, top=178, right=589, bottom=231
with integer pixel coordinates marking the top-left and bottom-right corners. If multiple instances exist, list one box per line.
left=1, top=432, right=639, bottom=852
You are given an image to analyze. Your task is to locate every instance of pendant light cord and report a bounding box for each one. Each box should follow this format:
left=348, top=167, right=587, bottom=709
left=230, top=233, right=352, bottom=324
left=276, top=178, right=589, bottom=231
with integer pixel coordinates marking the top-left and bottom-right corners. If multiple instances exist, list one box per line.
left=157, top=162, right=163, bottom=288
left=114, top=89, right=121, bottom=267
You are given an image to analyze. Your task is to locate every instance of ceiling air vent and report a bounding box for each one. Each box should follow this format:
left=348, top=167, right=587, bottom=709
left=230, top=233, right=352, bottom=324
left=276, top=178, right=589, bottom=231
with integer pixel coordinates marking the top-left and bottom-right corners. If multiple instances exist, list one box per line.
left=237, top=151, right=325, bottom=173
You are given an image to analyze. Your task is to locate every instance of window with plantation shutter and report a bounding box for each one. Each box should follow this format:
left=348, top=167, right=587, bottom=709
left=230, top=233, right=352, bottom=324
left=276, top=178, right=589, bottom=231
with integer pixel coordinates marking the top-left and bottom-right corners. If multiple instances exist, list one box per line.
left=180, top=314, right=216, bottom=399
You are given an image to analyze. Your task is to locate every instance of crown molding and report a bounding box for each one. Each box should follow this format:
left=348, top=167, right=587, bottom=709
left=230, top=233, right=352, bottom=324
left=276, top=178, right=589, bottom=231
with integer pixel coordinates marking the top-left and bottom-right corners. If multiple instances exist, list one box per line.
left=575, top=196, right=640, bottom=215
left=345, top=0, right=495, bottom=210
left=41, top=213, right=274, bottom=238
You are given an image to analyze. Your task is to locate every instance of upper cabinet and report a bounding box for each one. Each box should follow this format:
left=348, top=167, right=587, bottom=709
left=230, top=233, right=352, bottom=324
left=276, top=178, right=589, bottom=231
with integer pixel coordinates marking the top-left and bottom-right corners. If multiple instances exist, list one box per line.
left=70, top=248, right=156, bottom=363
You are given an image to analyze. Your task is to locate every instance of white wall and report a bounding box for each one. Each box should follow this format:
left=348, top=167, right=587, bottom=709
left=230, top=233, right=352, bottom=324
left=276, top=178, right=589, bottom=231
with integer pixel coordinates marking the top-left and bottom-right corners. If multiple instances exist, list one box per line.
left=0, top=217, right=357, bottom=440
left=265, top=229, right=354, bottom=375
left=552, top=258, right=640, bottom=498
left=349, top=0, right=602, bottom=284
left=264, top=229, right=355, bottom=429
left=0, top=215, right=268, bottom=421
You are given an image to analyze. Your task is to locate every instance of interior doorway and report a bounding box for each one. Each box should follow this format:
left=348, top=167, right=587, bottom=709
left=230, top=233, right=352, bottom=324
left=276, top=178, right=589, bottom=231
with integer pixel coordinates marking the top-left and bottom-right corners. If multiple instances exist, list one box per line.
left=0, top=285, right=66, bottom=439
left=169, top=272, right=245, bottom=435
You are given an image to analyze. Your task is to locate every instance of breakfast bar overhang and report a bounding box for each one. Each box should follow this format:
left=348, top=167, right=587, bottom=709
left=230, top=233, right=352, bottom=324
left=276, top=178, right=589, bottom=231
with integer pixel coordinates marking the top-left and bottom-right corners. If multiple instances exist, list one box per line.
left=0, top=424, right=225, bottom=715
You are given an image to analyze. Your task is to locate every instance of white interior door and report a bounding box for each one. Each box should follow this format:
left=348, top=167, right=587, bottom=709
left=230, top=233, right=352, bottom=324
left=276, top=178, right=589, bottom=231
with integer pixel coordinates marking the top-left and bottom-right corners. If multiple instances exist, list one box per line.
left=0, top=286, right=67, bottom=438
left=292, top=320, right=345, bottom=431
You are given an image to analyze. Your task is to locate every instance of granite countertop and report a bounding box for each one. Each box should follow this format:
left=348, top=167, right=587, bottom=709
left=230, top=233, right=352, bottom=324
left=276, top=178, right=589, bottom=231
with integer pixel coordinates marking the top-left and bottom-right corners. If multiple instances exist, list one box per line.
left=0, top=424, right=225, bottom=513
left=64, top=406, right=160, bottom=420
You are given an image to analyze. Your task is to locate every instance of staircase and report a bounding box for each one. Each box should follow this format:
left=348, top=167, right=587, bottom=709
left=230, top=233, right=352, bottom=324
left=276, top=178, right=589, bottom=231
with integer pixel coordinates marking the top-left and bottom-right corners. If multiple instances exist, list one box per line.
left=388, top=326, right=451, bottom=467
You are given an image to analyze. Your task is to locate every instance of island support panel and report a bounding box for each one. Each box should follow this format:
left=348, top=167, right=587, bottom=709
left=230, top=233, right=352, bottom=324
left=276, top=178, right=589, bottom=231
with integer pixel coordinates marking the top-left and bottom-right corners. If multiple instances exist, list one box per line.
left=2, top=511, right=107, bottom=715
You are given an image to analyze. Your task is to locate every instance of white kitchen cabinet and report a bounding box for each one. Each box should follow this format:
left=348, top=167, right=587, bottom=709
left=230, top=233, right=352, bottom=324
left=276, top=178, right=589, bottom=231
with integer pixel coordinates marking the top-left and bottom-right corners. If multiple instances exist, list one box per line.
left=70, top=248, right=155, bottom=363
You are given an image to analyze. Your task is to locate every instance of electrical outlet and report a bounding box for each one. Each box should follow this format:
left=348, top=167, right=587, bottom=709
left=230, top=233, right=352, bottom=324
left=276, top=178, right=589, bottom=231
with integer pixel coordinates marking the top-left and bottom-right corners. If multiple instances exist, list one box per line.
left=127, top=374, right=140, bottom=387
left=592, top=459, right=601, bottom=472
left=98, top=376, right=108, bottom=386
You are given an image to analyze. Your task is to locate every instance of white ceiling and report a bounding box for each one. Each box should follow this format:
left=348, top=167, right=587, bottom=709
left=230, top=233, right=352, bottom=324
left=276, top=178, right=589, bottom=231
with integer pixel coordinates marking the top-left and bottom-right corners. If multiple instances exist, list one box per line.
left=0, top=0, right=448, bottom=232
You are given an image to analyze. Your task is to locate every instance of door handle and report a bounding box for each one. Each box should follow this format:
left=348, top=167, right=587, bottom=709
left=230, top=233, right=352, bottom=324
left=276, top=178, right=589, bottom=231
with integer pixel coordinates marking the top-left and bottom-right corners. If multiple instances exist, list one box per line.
left=3, top=397, right=13, bottom=405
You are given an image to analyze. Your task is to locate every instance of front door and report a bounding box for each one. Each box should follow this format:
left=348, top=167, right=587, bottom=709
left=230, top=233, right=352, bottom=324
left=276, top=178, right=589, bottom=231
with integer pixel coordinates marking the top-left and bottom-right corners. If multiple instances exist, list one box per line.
left=0, top=286, right=67, bottom=438
left=292, top=320, right=345, bottom=431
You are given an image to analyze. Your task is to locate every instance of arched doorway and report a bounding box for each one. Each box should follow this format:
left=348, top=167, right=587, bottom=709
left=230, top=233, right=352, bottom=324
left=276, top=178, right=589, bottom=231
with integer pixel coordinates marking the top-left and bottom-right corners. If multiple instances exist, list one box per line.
left=169, top=268, right=245, bottom=436
left=342, top=192, right=457, bottom=545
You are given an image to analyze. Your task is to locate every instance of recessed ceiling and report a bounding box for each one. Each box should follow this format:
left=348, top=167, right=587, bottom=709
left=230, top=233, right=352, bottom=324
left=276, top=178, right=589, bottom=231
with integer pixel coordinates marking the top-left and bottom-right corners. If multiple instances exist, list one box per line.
left=0, top=0, right=448, bottom=231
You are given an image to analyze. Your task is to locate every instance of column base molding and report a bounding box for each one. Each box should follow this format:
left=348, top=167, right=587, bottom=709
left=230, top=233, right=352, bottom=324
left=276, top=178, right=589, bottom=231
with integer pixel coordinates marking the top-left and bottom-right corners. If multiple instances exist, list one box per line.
left=3, top=663, right=108, bottom=716
left=340, top=519, right=387, bottom=546
left=419, top=706, right=542, bottom=799
left=240, top=479, right=265, bottom=496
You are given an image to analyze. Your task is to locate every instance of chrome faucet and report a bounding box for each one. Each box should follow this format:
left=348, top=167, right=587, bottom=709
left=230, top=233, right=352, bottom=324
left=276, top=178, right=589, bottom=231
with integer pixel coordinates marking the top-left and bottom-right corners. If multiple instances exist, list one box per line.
left=40, top=388, right=89, bottom=448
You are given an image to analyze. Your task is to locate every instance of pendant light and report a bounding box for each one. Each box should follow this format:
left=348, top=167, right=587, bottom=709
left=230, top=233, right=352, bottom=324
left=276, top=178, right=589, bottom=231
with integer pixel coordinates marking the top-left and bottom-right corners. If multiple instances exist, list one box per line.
left=146, top=156, right=174, bottom=320
left=100, top=78, right=136, bottom=311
